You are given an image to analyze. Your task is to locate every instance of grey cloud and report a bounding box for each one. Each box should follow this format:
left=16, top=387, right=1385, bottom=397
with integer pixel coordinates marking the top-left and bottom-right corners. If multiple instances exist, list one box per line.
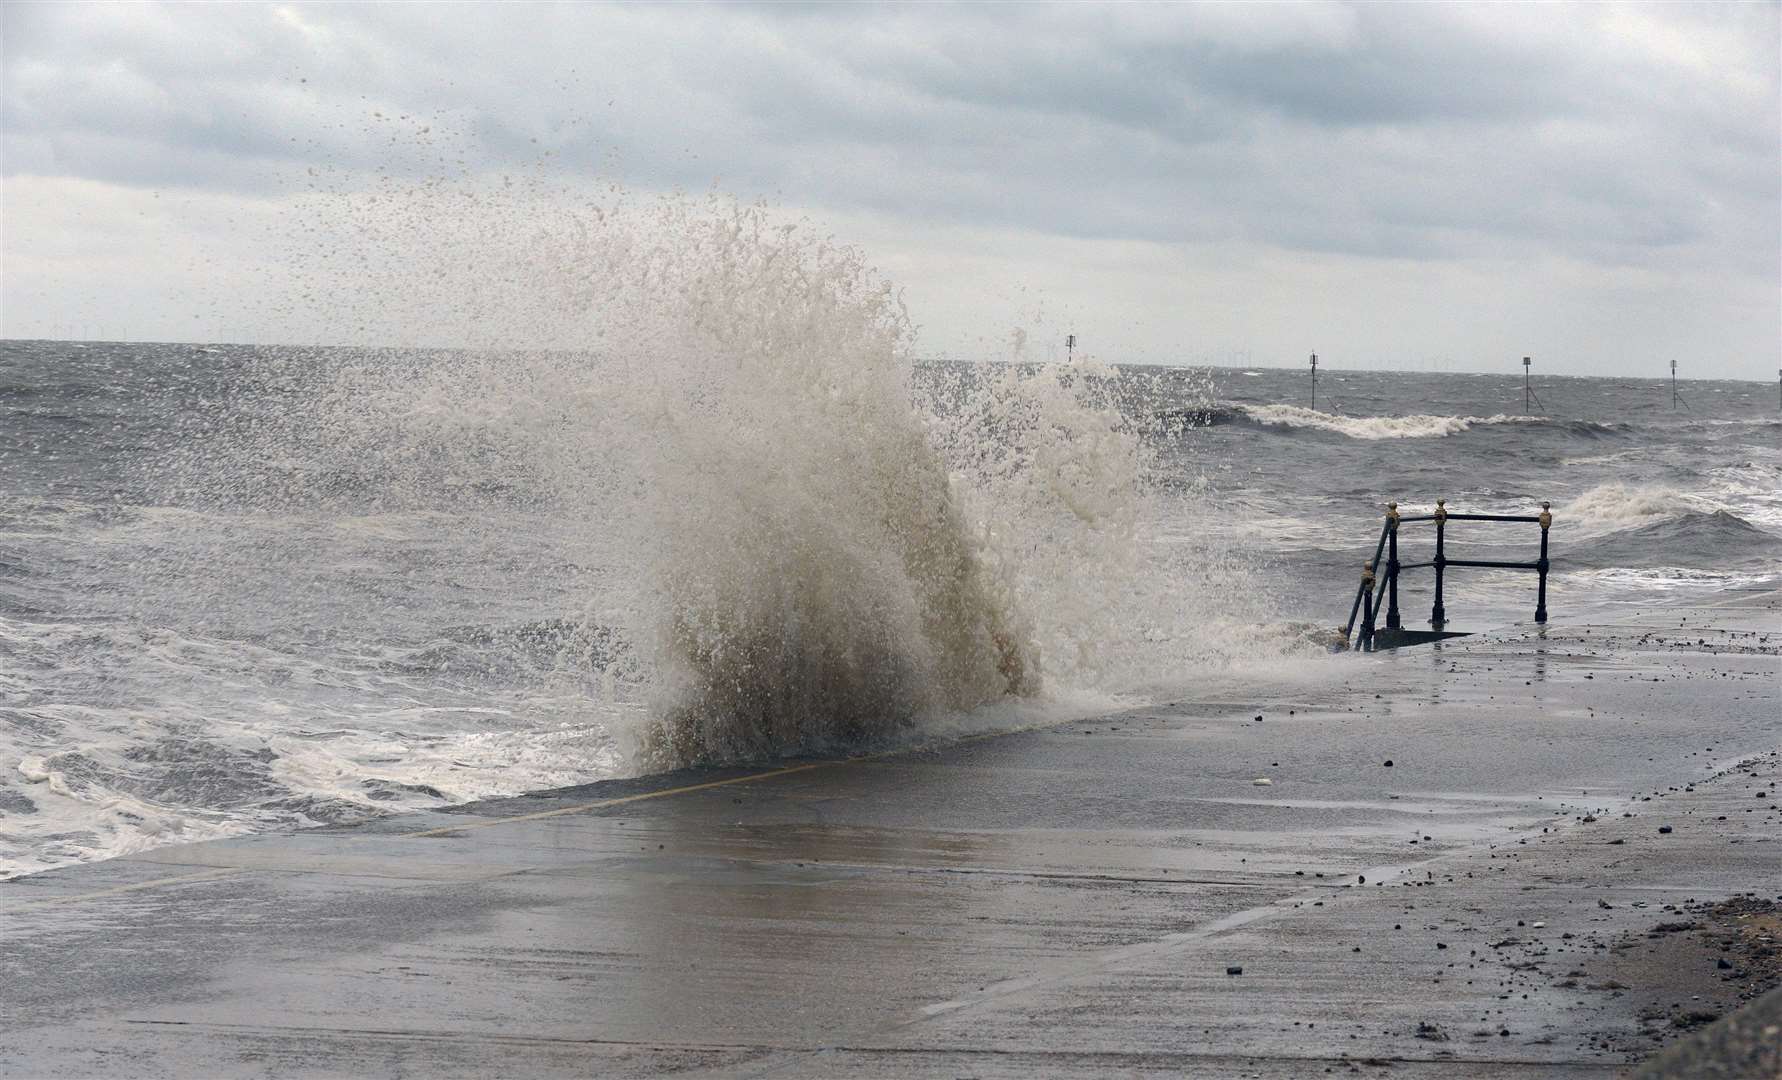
left=2, top=2, right=1777, bottom=301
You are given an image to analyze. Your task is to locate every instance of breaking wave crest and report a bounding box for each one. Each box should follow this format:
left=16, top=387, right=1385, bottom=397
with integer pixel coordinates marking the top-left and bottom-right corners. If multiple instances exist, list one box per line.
left=1561, top=483, right=1689, bottom=530
left=1567, top=509, right=1782, bottom=571
left=1210, top=405, right=1633, bottom=441
left=1235, top=405, right=1535, bottom=440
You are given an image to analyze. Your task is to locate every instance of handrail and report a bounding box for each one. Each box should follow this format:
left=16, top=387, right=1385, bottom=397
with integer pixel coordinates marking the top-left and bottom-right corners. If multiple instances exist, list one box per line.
left=1338, top=518, right=1391, bottom=647
left=1396, top=513, right=1543, bottom=523
left=1336, top=499, right=1553, bottom=651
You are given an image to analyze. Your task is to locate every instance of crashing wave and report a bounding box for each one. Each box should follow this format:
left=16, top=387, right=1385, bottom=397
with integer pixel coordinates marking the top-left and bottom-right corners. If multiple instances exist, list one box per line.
left=187, top=184, right=1274, bottom=771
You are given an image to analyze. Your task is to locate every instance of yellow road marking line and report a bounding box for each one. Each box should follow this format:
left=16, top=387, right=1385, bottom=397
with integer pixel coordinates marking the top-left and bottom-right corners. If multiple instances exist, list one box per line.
left=5, top=866, right=245, bottom=910
left=401, top=760, right=840, bottom=837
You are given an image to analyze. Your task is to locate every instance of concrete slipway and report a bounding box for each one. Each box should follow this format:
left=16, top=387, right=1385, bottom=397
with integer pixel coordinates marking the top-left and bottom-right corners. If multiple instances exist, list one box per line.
left=3, top=590, right=1778, bottom=1079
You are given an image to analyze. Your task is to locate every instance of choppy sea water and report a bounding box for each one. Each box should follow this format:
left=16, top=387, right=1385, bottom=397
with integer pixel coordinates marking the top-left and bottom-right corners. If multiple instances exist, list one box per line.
left=2, top=338, right=1777, bottom=878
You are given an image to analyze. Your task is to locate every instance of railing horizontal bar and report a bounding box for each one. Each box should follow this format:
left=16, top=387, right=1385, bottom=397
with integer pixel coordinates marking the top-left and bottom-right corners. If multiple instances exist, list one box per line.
left=1391, top=514, right=1543, bottom=524
left=1392, top=559, right=1541, bottom=572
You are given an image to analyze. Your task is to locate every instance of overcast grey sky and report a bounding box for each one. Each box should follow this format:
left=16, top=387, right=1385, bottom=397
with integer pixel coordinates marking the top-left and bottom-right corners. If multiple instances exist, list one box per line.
left=3, top=1, right=1778, bottom=376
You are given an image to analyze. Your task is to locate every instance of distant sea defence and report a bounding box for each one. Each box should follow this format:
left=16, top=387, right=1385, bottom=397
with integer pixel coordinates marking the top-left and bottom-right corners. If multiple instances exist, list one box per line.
left=2, top=337, right=1776, bottom=878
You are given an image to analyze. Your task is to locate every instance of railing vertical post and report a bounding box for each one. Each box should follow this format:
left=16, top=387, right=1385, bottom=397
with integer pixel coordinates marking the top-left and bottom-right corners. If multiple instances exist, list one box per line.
left=1385, top=502, right=1401, bottom=630
left=1429, top=499, right=1447, bottom=628
left=1535, top=501, right=1551, bottom=624
left=1341, top=519, right=1392, bottom=649
left=1359, top=562, right=1377, bottom=651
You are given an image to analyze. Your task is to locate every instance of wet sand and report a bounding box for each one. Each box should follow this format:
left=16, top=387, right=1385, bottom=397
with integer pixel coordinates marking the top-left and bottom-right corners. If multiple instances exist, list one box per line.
left=2, top=588, right=1776, bottom=1078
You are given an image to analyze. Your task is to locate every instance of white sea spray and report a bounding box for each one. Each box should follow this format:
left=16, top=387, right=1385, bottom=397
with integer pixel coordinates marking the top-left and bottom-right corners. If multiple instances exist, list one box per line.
left=181, top=178, right=1276, bottom=769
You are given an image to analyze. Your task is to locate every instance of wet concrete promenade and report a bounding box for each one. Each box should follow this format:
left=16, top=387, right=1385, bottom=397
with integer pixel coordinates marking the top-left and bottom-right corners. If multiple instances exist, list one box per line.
left=3, top=590, right=1777, bottom=1078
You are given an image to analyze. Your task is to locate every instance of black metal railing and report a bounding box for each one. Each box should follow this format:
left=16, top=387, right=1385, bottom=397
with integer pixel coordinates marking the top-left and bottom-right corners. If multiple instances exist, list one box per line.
left=1338, top=500, right=1552, bottom=651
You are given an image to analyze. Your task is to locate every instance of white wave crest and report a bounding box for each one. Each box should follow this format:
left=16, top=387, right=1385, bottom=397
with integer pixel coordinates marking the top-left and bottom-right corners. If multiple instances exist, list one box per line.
left=1237, top=404, right=1536, bottom=440
left=1563, top=567, right=1777, bottom=590
left=1561, top=483, right=1691, bottom=529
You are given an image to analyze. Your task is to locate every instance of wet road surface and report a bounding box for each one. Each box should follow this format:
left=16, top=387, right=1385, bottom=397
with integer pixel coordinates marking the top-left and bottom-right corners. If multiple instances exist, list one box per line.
left=3, top=590, right=1778, bottom=1077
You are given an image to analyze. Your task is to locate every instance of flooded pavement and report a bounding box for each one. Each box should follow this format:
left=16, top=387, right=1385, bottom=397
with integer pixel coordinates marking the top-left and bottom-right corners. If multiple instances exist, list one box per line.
left=2, top=589, right=1777, bottom=1078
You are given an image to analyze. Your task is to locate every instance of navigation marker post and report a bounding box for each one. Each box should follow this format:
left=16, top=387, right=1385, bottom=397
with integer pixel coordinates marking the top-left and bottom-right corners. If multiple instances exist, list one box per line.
left=1670, top=359, right=1691, bottom=411
left=1066, top=334, right=1075, bottom=363
left=1523, top=356, right=1532, bottom=414
left=1310, top=352, right=1318, bottom=411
